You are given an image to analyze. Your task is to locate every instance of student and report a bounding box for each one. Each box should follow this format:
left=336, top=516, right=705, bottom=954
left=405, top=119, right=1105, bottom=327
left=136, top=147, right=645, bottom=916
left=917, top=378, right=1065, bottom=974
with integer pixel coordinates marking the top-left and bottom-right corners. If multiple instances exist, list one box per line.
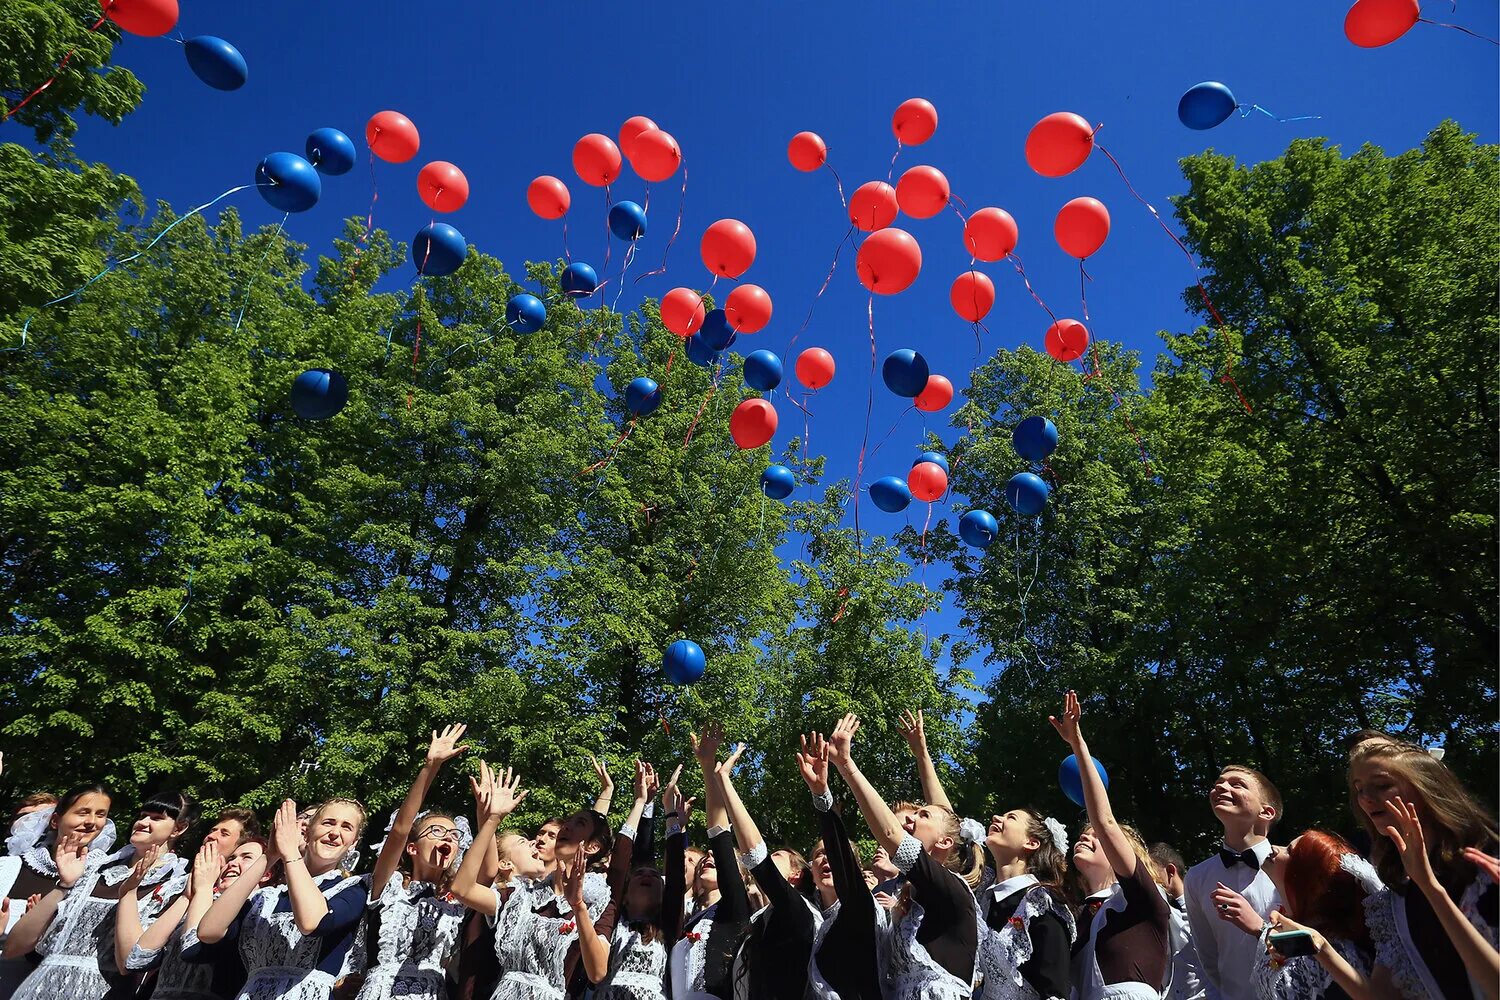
left=1150, top=842, right=1205, bottom=1000
left=827, top=712, right=982, bottom=999
left=201, top=809, right=262, bottom=857
left=1183, top=757, right=1283, bottom=1000
left=1347, top=741, right=1498, bottom=1000
left=797, top=732, right=885, bottom=1000
left=6, top=789, right=195, bottom=1000
left=714, top=741, right=820, bottom=1000
left=196, top=797, right=369, bottom=1000
left=977, top=805, right=1074, bottom=1000
left=1050, top=692, right=1172, bottom=1000
left=358, top=723, right=473, bottom=1000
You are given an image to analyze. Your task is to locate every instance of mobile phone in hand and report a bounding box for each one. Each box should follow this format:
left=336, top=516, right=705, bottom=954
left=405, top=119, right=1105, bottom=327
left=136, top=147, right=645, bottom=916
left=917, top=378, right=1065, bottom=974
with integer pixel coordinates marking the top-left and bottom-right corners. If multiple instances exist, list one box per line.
left=1269, top=929, right=1317, bottom=958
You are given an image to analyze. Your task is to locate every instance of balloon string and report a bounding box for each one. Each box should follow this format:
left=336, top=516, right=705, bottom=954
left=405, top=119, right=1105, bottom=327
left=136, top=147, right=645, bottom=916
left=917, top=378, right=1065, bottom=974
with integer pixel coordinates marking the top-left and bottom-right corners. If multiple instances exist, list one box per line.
left=851, top=294, right=877, bottom=555
left=1095, top=142, right=1252, bottom=414
left=886, top=139, right=903, bottom=183
left=1237, top=104, right=1322, bottom=124
left=1079, top=260, right=1092, bottom=321
left=610, top=240, right=639, bottom=313
left=824, top=161, right=848, bottom=210
left=790, top=224, right=854, bottom=355
left=2, top=14, right=108, bottom=122
left=231, top=213, right=289, bottom=335
left=582, top=417, right=639, bottom=475
left=1417, top=16, right=1500, bottom=42
left=562, top=218, right=572, bottom=264
left=1005, top=252, right=1057, bottom=323
left=785, top=390, right=813, bottom=462
left=864, top=403, right=915, bottom=467
left=681, top=366, right=724, bottom=447
left=918, top=501, right=934, bottom=616
left=1080, top=342, right=1151, bottom=470
left=598, top=184, right=614, bottom=298
left=406, top=239, right=435, bottom=409
left=635, top=161, right=688, bottom=284
left=13, top=181, right=265, bottom=348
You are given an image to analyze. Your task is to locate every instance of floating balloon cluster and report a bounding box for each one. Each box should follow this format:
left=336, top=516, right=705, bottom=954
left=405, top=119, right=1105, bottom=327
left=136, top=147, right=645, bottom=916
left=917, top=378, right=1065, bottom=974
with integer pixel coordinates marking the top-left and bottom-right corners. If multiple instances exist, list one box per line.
left=1006, top=416, right=1059, bottom=517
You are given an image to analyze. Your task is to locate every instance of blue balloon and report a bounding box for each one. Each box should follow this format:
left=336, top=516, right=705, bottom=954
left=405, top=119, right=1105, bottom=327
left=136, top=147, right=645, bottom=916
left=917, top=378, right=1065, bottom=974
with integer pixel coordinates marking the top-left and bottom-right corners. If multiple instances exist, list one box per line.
left=290, top=369, right=348, bottom=420
left=1178, top=81, right=1238, bottom=131
left=882, top=349, right=930, bottom=398
left=685, top=332, right=720, bottom=367
left=743, top=350, right=783, bottom=392
left=305, top=127, right=356, bottom=176
left=255, top=153, right=321, bottom=214
left=506, top=293, right=547, bottom=334
left=1059, top=754, right=1110, bottom=808
left=761, top=464, right=795, bottom=500
left=700, top=309, right=739, bottom=352
left=1012, top=416, right=1059, bottom=462
left=913, top=451, right=949, bottom=475
left=561, top=262, right=598, bottom=298
left=663, top=639, right=706, bottom=685
left=1005, top=471, right=1050, bottom=516
left=959, top=509, right=999, bottom=548
left=870, top=476, right=912, bottom=513
left=626, top=376, right=662, bottom=417
left=608, top=200, right=648, bottom=241
left=184, top=36, right=248, bottom=91
left=412, top=223, right=466, bottom=277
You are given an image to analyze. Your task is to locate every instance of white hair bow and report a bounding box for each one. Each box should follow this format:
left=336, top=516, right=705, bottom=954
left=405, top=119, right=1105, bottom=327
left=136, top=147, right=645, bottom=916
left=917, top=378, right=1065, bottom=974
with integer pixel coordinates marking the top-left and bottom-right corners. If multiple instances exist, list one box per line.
left=1042, top=817, right=1069, bottom=855
left=1339, top=852, right=1384, bottom=894
left=959, top=818, right=986, bottom=846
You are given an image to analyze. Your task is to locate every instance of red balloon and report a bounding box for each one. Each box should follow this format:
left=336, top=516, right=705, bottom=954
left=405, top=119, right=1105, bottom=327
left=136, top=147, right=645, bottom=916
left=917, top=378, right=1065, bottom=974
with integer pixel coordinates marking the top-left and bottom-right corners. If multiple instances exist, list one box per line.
left=730, top=398, right=778, bottom=450
left=1344, top=0, right=1420, bottom=46
left=1045, top=319, right=1091, bottom=362
left=908, top=461, right=948, bottom=502
left=1054, top=197, right=1110, bottom=259
left=572, top=133, right=622, bottom=187
left=896, top=165, right=950, bottom=220
left=795, top=348, right=835, bottom=391
left=1025, top=112, right=1095, bottom=178
left=849, top=181, right=898, bottom=232
left=915, top=374, right=954, bottom=413
left=618, top=115, right=659, bottom=159
left=700, top=219, right=757, bottom=279
left=964, top=207, right=1019, bottom=261
left=527, top=176, right=570, bottom=220
left=788, top=131, right=828, bottom=172
left=629, top=129, right=682, bottom=183
left=856, top=228, right=922, bottom=296
left=892, top=98, right=938, bottom=146
left=950, top=271, right=995, bottom=323
left=725, top=284, right=773, bottom=334
left=661, top=287, right=706, bottom=337
left=417, top=161, right=470, bottom=213
left=102, top=0, right=178, bottom=36
left=366, top=111, right=420, bottom=164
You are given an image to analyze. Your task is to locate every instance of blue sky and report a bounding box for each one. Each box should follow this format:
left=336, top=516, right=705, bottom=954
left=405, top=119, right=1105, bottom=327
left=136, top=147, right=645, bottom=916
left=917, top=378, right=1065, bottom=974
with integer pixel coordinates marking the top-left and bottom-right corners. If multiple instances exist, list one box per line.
left=57, top=0, right=1498, bottom=683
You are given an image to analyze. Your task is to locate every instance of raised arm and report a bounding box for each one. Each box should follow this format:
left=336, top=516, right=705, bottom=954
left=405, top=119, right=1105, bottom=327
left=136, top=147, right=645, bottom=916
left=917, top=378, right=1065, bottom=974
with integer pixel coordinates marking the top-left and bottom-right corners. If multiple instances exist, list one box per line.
left=1050, top=691, right=1136, bottom=878
left=112, top=844, right=174, bottom=973
left=273, top=800, right=340, bottom=935
left=801, top=732, right=871, bottom=916
left=660, top=768, right=693, bottom=942
left=691, top=723, right=729, bottom=833
left=562, top=849, right=611, bottom=984
left=3, top=833, right=90, bottom=958
left=590, top=755, right=616, bottom=818
left=197, top=837, right=274, bottom=945
left=152, top=842, right=224, bottom=954
left=716, top=744, right=762, bottom=856
left=372, top=723, right=470, bottom=899
left=897, top=709, right=953, bottom=812
left=610, top=761, right=656, bottom=899
left=826, top=714, right=905, bottom=855
left=1385, top=798, right=1499, bottom=1000
left=451, top=762, right=528, bottom=917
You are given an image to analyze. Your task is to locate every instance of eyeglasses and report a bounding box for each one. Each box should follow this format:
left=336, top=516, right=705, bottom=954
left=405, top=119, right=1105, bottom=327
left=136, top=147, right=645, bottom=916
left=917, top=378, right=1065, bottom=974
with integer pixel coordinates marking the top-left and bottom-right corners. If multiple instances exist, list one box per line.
left=416, top=825, right=461, bottom=842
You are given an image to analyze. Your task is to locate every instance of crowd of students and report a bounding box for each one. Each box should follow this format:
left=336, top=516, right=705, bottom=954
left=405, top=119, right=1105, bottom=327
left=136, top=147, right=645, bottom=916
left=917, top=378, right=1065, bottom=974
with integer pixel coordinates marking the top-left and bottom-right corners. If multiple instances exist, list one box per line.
left=0, top=694, right=1493, bottom=1000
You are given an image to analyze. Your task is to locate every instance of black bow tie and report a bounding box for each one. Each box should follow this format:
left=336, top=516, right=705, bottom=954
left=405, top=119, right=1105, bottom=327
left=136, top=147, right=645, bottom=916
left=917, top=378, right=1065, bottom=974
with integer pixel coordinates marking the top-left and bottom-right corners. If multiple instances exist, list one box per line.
left=1219, top=847, right=1261, bottom=871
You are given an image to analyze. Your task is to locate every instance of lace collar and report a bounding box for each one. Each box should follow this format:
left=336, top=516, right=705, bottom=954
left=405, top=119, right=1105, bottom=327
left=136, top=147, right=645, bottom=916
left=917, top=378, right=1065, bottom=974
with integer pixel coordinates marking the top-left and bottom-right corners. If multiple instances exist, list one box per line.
left=98, top=848, right=187, bottom=889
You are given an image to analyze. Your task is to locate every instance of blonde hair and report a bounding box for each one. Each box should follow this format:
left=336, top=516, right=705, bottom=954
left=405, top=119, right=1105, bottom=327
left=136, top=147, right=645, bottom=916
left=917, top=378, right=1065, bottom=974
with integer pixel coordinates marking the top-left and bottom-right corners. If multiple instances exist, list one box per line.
left=311, top=797, right=368, bottom=873
left=1348, top=742, right=1498, bottom=888
left=1078, top=822, right=1163, bottom=887
left=1219, top=765, right=1283, bottom=830
left=920, top=803, right=987, bottom=889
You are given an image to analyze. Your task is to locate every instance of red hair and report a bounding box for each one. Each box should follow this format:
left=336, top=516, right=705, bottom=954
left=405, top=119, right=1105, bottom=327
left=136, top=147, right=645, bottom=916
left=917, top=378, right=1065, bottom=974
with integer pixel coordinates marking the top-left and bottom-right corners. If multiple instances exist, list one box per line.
left=1280, top=830, right=1371, bottom=948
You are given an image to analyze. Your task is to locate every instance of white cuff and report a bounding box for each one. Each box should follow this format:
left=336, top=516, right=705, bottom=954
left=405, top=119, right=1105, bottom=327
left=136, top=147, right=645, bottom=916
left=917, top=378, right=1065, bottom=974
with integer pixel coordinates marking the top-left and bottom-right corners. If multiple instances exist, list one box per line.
left=894, top=834, right=923, bottom=874
left=707, top=824, right=730, bottom=839
left=740, top=841, right=769, bottom=869
left=619, top=825, right=637, bottom=842
left=643, top=801, right=655, bottom=818
left=811, top=789, right=834, bottom=813
left=667, top=821, right=683, bottom=837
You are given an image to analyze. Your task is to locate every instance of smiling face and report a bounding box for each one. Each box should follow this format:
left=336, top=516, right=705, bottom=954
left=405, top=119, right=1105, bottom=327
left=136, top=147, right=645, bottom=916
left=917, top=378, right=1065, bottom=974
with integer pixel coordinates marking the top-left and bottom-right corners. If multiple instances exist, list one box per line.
left=216, top=840, right=267, bottom=892
left=534, top=821, right=562, bottom=864
left=202, top=818, right=245, bottom=856
left=1072, top=829, right=1113, bottom=887
left=810, top=841, right=837, bottom=894
left=987, top=809, right=1042, bottom=863
left=52, top=792, right=112, bottom=843
left=693, top=851, right=719, bottom=896
left=499, top=833, right=548, bottom=881
left=902, top=804, right=957, bottom=858
left=625, top=868, right=664, bottom=919
left=1350, top=758, right=1419, bottom=833
left=130, top=809, right=185, bottom=850
left=407, top=815, right=460, bottom=878
left=306, top=802, right=363, bottom=872
left=1210, top=769, right=1275, bottom=830
left=683, top=847, right=705, bottom=892
left=554, top=811, right=603, bottom=863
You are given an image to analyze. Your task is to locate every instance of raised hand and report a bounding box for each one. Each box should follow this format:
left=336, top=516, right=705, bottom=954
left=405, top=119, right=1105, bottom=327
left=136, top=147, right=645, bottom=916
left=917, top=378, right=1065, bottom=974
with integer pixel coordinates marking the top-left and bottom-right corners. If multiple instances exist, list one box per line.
left=589, top=754, right=614, bottom=799
left=633, top=760, right=658, bottom=803
left=1383, top=797, right=1437, bottom=891
left=188, top=841, right=223, bottom=899
left=896, top=710, right=927, bottom=753
left=797, top=733, right=830, bottom=796
left=272, top=800, right=305, bottom=862
left=690, top=723, right=725, bottom=766
left=1462, top=847, right=1500, bottom=883
left=121, top=844, right=164, bottom=894
left=715, top=743, right=747, bottom=777
left=490, top=765, right=528, bottom=818
left=1047, top=690, right=1084, bottom=748
left=55, top=832, right=90, bottom=888
left=24, top=894, right=39, bottom=914
left=827, top=713, right=861, bottom=770
left=662, top=765, right=695, bottom=821
left=559, top=849, right=587, bottom=911
left=1212, top=882, right=1264, bottom=936
left=426, top=723, right=470, bottom=767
